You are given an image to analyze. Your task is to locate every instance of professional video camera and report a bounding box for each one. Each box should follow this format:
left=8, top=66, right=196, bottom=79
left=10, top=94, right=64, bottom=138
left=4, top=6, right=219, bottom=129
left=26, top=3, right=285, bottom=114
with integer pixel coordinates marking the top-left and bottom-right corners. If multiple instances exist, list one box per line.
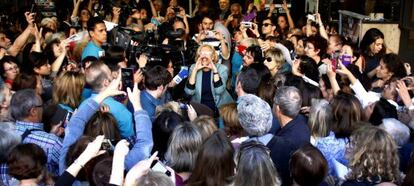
left=108, top=26, right=189, bottom=68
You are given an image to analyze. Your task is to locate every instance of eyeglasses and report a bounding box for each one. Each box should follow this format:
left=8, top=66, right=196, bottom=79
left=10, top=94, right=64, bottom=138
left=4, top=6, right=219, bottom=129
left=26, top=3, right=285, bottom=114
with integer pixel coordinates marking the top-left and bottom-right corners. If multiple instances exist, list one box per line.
left=199, top=51, right=213, bottom=57
left=33, top=104, right=43, bottom=109
left=5, top=66, right=18, bottom=71
left=262, top=23, right=273, bottom=27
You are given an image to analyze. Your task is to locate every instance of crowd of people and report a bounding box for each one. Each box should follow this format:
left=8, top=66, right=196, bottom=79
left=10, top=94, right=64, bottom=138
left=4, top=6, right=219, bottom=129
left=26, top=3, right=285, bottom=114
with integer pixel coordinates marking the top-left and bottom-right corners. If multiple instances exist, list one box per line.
left=0, top=0, right=414, bottom=185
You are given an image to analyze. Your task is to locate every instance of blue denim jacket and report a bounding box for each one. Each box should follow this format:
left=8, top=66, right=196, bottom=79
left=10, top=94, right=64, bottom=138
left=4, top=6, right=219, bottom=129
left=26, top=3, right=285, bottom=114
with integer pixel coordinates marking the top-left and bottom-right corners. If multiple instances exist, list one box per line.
left=59, top=98, right=153, bottom=175
left=140, top=90, right=162, bottom=122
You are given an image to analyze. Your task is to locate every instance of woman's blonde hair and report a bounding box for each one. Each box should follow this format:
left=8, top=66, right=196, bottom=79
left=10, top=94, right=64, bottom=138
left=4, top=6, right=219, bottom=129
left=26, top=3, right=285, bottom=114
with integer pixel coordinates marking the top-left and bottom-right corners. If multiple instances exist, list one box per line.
left=52, top=71, right=85, bottom=109
left=265, top=48, right=285, bottom=69
left=195, top=44, right=218, bottom=63
left=240, top=38, right=260, bottom=47
left=192, top=115, right=218, bottom=141
left=156, top=101, right=183, bottom=117
left=219, top=103, right=243, bottom=138
left=308, top=99, right=332, bottom=138
left=347, top=125, right=401, bottom=184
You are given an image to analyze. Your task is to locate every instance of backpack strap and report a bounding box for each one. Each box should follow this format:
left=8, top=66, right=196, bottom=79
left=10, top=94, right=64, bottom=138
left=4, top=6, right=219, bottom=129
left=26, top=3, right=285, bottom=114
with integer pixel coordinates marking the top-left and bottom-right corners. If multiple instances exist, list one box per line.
left=21, top=129, right=42, bottom=141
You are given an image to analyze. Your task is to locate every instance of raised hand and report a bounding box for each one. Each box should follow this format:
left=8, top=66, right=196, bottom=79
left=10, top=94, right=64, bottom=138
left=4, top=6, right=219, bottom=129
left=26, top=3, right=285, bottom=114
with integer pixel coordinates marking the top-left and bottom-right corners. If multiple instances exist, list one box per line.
left=124, top=152, right=159, bottom=185
left=133, top=69, right=144, bottom=84
left=127, top=82, right=142, bottom=111
left=112, top=7, right=121, bottom=17
left=95, top=71, right=126, bottom=103
left=25, top=12, right=36, bottom=27
left=113, top=139, right=130, bottom=157
left=187, top=104, right=197, bottom=121
left=282, top=0, right=289, bottom=12
left=76, top=135, right=107, bottom=165
left=215, top=31, right=225, bottom=41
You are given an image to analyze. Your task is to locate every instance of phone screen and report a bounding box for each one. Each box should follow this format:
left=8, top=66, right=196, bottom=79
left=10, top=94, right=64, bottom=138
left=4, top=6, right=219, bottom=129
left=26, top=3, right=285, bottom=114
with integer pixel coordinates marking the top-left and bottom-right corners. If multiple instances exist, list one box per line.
left=331, top=51, right=341, bottom=71
left=151, top=160, right=171, bottom=176
left=121, top=68, right=134, bottom=92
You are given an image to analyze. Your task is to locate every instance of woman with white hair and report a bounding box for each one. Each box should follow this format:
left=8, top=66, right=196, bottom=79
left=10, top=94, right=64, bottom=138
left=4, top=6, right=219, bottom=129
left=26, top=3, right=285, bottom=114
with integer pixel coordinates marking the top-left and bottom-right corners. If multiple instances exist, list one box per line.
left=0, top=122, right=20, bottom=186
left=185, top=44, right=233, bottom=117
left=237, top=94, right=295, bottom=185
left=308, top=99, right=332, bottom=145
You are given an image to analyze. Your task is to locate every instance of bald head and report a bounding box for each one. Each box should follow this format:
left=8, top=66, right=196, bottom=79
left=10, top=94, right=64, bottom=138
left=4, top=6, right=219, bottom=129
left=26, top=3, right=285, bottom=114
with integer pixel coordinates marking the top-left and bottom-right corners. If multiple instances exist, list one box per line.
left=85, top=61, right=112, bottom=92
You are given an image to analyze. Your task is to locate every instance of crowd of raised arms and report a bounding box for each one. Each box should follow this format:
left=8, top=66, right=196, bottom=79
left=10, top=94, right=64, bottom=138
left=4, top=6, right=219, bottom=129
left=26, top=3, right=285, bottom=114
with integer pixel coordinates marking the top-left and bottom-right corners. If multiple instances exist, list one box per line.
left=0, top=0, right=413, bottom=185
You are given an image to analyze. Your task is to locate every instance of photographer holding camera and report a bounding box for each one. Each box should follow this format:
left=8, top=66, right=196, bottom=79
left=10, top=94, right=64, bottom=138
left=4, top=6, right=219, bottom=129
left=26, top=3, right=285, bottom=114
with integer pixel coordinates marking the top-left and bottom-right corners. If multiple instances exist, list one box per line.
left=193, top=14, right=230, bottom=65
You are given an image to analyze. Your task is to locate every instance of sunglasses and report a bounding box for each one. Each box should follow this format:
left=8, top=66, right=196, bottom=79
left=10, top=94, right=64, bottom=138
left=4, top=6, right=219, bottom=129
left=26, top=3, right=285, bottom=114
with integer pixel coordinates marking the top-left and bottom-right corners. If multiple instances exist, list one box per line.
left=265, top=57, right=272, bottom=62
left=262, top=23, right=273, bottom=27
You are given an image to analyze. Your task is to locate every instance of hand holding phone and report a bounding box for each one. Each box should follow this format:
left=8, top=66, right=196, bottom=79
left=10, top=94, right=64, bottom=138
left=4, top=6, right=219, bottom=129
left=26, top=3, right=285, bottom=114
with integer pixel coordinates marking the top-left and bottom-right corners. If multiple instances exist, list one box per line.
left=307, top=14, right=316, bottom=22
left=205, top=31, right=216, bottom=38
left=331, top=51, right=341, bottom=71
left=121, top=68, right=134, bottom=92
left=151, top=160, right=171, bottom=176
left=241, top=22, right=253, bottom=29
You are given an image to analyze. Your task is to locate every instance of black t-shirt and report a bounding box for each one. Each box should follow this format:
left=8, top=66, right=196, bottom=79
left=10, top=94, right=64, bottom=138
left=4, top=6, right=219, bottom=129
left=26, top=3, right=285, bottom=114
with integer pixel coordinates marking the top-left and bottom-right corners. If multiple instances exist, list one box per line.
left=200, top=71, right=217, bottom=114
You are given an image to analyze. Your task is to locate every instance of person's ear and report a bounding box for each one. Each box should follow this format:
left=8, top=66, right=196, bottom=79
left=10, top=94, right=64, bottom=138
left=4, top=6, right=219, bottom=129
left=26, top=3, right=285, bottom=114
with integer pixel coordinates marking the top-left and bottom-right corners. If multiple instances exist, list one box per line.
left=273, top=104, right=280, bottom=115
left=315, top=49, right=320, bottom=55
left=29, top=107, right=38, bottom=117
left=89, top=30, right=94, bottom=38
left=103, top=78, right=110, bottom=87
left=111, top=71, right=118, bottom=79
left=352, top=56, right=357, bottom=62
left=33, top=67, right=41, bottom=74
left=236, top=80, right=242, bottom=91
left=212, top=51, right=218, bottom=63
left=387, top=71, right=394, bottom=78
left=157, top=84, right=165, bottom=92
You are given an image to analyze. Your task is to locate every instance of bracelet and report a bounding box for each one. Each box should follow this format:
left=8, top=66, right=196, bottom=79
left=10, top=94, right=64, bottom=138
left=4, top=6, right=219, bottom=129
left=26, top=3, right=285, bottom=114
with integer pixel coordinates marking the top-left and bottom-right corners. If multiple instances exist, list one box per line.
left=213, top=72, right=218, bottom=75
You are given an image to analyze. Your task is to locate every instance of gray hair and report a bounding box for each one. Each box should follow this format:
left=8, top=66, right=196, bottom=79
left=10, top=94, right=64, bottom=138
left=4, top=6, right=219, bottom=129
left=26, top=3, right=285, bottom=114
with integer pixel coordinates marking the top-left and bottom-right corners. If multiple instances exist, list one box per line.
left=273, top=86, right=302, bottom=118
left=237, top=94, right=272, bottom=136
left=380, top=118, right=410, bottom=146
left=308, top=99, right=332, bottom=138
left=10, top=89, right=42, bottom=121
left=0, top=122, right=21, bottom=162
left=44, top=32, right=65, bottom=45
left=165, top=122, right=203, bottom=173
left=0, top=82, right=5, bottom=104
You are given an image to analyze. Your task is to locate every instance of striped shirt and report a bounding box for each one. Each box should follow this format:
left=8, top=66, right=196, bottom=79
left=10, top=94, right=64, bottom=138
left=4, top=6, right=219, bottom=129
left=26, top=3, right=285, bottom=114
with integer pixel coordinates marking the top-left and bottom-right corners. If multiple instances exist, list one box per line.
left=15, top=121, right=63, bottom=176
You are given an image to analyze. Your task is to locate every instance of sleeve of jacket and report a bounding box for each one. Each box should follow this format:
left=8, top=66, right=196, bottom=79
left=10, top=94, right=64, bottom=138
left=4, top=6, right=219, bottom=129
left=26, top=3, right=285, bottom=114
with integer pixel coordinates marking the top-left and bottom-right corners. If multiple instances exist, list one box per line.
left=124, top=110, right=153, bottom=170
left=59, top=99, right=100, bottom=174
left=213, top=64, right=229, bottom=95
left=184, top=64, right=196, bottom=96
